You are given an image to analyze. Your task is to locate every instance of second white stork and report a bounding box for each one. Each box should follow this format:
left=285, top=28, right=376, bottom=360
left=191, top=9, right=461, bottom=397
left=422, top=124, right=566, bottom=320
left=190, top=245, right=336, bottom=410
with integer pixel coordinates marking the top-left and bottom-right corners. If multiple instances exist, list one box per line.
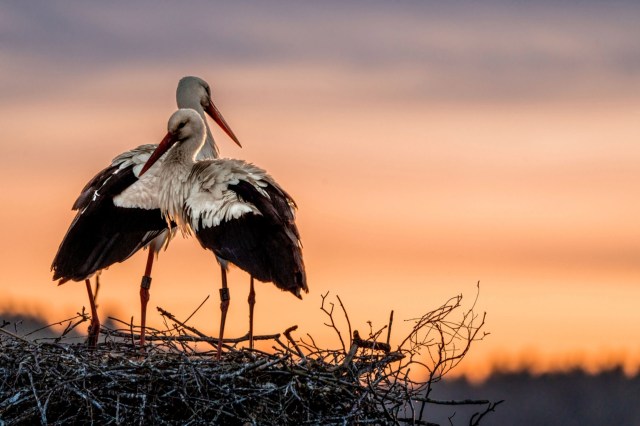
left=139, top=108, right=308, bottom=358
left=51, top=77, right=240, bottom=347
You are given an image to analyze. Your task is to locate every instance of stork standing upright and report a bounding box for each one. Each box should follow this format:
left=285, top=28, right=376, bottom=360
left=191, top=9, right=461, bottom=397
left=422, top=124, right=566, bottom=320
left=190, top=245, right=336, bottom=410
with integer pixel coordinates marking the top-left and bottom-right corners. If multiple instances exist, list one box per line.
left=140, top=108, right=307, bottom=358
left=51, top=77, right=240, bottom=347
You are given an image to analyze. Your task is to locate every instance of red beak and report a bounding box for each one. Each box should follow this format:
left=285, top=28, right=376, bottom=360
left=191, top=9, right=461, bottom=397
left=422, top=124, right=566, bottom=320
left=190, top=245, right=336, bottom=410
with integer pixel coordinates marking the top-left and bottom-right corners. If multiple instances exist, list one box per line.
left=205, top=100, right=241, bottom=147
left=139, top=132, right=176, bottom=176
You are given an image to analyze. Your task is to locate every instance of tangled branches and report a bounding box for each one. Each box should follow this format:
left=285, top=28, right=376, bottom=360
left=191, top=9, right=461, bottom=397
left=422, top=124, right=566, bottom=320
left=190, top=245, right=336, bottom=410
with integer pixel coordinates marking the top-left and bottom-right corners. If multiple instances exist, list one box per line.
left=0, top=285, right=500, bottom=425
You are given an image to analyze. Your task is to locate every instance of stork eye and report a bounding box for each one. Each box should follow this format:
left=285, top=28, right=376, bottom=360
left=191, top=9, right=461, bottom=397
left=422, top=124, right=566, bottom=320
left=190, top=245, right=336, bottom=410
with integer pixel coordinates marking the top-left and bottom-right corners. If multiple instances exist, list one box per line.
left=177, top=121, right=186, bottom=129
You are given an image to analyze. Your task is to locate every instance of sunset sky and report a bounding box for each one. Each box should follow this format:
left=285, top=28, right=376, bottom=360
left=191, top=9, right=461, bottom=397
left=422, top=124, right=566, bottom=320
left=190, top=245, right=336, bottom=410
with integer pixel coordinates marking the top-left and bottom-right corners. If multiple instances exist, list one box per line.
left=1, top=1, right=640, bottom=380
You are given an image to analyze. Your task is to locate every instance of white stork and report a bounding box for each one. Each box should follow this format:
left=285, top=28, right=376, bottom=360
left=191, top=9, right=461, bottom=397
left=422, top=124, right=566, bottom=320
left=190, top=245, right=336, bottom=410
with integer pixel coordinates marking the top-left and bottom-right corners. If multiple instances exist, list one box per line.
left=51, top=77, right=240, bottom=347
left=139, top=108, right=307, bottom=358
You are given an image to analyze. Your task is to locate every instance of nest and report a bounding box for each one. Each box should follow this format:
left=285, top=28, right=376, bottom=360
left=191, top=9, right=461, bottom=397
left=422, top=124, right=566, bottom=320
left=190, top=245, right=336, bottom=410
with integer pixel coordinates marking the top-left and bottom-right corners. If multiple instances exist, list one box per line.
left=0, top=288, right=501, bottom=425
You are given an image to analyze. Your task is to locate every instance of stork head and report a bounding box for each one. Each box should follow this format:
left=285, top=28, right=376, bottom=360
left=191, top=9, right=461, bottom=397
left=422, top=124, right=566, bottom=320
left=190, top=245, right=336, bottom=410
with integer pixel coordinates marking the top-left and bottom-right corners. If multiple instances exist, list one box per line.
left=139, top=109, right=206, bottom=176
left=177, top=76, right=241, bottom=148
left=168, top=108, right=206, bottom=143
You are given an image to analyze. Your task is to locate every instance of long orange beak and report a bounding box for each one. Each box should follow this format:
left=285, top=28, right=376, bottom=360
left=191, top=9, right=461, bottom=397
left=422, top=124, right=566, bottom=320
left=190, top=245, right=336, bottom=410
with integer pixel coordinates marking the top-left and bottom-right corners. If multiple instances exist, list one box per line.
left=139, top=132, right=175, bottom=176
left=205, top=100, right=241, bottom=147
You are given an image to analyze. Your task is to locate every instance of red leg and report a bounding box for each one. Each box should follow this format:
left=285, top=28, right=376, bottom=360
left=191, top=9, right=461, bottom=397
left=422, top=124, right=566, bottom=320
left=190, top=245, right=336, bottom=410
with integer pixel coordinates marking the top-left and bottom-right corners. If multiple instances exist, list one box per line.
left=217, top=266, right=230, bottom=360
left=248, top=276, right=255, bottom=349
left=85, top=279, right=100, bottom=348
left=139, top=249, right=155, bottom=348
left=94, top=272, right=101, bottom=301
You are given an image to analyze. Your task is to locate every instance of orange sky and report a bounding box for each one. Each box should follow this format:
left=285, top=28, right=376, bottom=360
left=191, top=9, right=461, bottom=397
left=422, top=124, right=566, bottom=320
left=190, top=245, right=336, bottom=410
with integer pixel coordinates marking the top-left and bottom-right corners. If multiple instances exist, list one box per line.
left=1, top=1, right=640, bottom=381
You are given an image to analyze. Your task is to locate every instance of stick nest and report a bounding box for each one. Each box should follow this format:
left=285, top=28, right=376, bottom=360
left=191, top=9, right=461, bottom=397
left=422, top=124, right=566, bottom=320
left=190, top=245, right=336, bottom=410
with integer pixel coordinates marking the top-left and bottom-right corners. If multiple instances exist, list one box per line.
left=0, top=288, right=501, bottom=425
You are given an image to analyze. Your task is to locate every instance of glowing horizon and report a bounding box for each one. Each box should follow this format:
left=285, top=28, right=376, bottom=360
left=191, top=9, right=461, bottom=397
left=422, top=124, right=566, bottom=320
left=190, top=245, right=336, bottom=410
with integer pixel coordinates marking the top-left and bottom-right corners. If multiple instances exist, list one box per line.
left=2, top=1, right=640, bottom=382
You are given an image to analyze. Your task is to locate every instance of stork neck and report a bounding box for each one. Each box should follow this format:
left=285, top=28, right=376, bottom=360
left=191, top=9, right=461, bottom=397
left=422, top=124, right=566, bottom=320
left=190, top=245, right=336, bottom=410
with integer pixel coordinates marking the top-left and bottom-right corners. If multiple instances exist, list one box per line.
left=176, top=100, right=218, bottom=160
left=156, top=138, right=198, bottom=231
left=164, top=137, right=201, bottom=171
left=197, top=125, right=218, bottom=160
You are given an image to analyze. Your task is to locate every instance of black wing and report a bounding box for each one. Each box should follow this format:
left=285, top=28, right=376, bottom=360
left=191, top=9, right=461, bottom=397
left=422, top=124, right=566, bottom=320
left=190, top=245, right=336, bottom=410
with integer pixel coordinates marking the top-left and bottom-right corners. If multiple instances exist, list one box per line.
left=52, top=164, right=167, bottom=282
left=195, top=180, right=307, bottom=298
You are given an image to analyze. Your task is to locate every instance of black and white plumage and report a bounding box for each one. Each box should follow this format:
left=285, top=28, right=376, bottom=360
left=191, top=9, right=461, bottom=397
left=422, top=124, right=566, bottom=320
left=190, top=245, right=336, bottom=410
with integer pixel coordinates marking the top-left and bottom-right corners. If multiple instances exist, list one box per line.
left=140, top=108, right=307, bottom=357
left=52, top=145, right=168, bottom=283
left=51, top=77, right=240, bottom=346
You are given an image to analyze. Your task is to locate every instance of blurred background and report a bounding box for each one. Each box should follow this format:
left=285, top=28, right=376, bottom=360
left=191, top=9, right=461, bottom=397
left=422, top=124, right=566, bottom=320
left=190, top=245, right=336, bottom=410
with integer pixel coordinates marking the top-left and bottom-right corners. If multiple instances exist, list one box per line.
left=1, top=0, right=639, bottom=405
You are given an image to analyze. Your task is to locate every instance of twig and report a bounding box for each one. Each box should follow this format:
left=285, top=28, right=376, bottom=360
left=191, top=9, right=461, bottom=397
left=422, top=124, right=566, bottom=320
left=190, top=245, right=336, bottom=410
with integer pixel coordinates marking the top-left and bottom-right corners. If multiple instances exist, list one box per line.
left=320, top=292, right=346, bottom=352
left=183, top=295, right=210, bottom=325
left=129, top=316, right=135, bottom=347
left=108, top=330, right=280, bottom=344
left=470, top=400, right=505, bottom=426
left=283, top=325, right=306, bottom=363
left=328, top=343, right=358, bottom=372
left=336, top=295, right=352, bottom=347
left=27, top=371, right=47, bottom=424
left=157, top=307, right=217, bottom=349
left=386, top=310, right=394, bottom=346
left=24, top=313, right=86, bottom=337
left=415, top=397, right=495, bottom=405
left=353, top=330, right=391, bottom=353
left=0, top=326, right=33, bottom=345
